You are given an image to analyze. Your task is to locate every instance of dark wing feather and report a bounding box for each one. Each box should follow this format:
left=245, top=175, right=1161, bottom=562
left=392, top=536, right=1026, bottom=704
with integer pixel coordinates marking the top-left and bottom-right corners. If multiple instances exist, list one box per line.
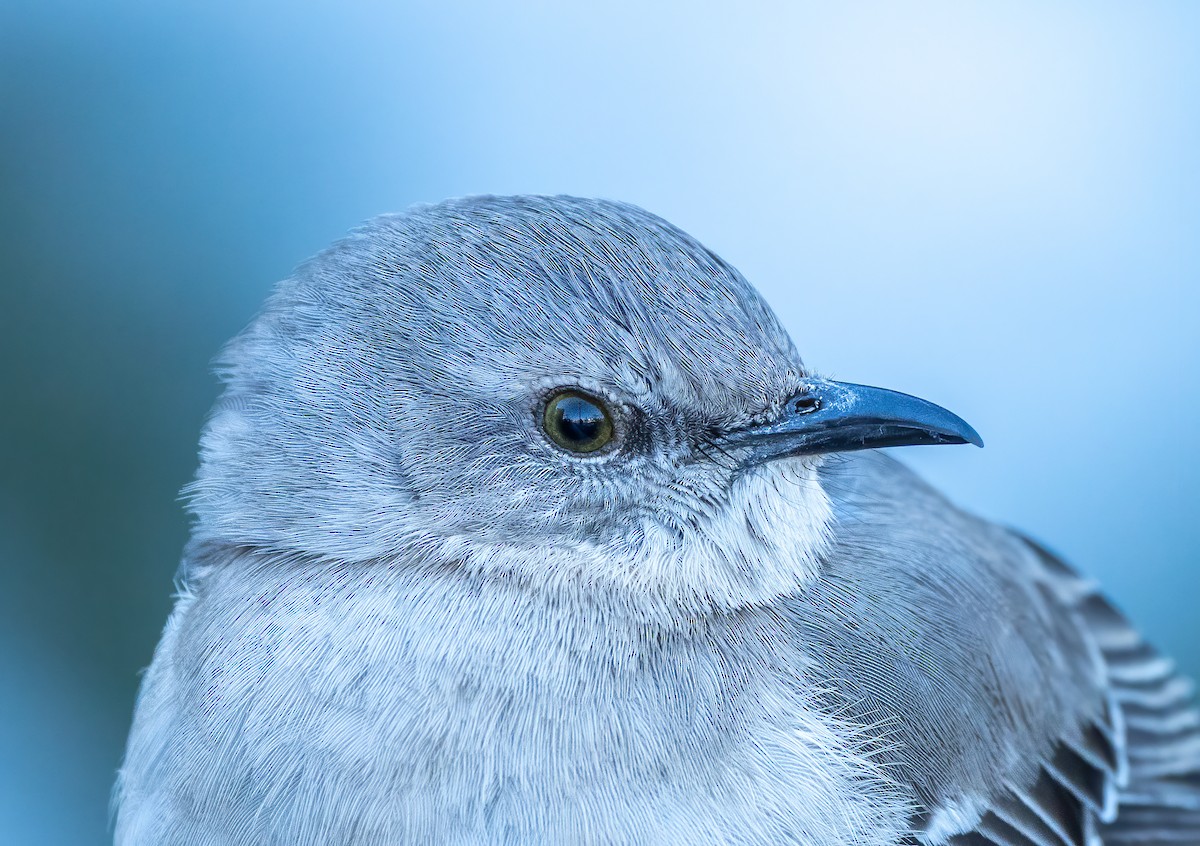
left=962, top=537, right=1200, bottom=846
left=801, top=454, right=1200, bottom=846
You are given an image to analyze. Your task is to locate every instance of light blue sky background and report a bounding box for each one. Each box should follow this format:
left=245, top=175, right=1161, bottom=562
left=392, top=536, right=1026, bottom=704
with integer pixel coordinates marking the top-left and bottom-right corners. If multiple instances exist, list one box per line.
left=1, top=2, right=1197, bottom=843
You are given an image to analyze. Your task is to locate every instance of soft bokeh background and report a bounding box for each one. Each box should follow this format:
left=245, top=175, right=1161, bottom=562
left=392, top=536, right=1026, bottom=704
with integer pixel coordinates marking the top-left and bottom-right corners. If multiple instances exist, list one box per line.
left=2, top=1, right=1197, bottom=842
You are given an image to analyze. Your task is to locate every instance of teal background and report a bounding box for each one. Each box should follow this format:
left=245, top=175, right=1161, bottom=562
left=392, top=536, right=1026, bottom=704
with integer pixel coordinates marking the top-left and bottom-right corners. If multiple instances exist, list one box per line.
left=1, top=2, right=1197, bottom=843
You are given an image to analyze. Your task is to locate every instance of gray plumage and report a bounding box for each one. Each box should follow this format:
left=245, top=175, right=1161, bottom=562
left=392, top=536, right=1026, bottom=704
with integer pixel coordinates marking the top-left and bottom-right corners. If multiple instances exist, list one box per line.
left=115, top=195, right=1200, bottom=845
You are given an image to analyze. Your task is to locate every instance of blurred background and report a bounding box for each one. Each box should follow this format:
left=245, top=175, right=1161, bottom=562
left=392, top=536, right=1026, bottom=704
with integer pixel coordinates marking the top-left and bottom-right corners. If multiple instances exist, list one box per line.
left=1, top=1, right=1197, bottom=842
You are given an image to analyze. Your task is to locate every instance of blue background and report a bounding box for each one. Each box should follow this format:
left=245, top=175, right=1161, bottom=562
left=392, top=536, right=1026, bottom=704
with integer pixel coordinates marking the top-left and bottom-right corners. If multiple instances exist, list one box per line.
left=1, top=2, right=1197, bottom=842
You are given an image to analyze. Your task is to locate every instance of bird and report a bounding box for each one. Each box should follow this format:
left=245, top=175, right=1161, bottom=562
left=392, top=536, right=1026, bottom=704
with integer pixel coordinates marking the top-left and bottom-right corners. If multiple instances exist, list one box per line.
left=115, top=195, right=1200, bottom=845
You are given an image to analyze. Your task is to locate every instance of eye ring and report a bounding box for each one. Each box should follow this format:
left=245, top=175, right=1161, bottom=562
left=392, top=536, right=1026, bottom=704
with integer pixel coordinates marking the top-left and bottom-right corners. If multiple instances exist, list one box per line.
left=542, top=390, right=615, bottom=454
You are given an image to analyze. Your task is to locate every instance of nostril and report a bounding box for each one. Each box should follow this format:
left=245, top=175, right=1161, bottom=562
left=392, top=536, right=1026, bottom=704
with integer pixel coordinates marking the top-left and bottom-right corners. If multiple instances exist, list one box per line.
left=793, top=396, right=821, bottom=414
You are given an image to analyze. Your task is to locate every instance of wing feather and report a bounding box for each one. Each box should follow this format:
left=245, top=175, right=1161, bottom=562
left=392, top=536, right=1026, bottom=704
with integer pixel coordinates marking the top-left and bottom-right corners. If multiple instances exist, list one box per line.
left=924, top=536, right=1199, bottom=845
left=807, top=455, right=1198, bottom=846
left=959, top=538, right=1200, bottom=845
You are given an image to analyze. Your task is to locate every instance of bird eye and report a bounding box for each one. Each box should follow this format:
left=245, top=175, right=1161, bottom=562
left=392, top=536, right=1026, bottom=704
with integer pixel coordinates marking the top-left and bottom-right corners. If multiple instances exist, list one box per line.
left=542, top=390, right=614, bottom=454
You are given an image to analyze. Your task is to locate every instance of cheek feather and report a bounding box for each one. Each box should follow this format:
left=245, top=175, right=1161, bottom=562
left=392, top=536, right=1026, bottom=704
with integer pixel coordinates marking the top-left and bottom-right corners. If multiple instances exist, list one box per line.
left=624, top=457, right=835, bottom=611
left=412, top=456, right=834, bottom=620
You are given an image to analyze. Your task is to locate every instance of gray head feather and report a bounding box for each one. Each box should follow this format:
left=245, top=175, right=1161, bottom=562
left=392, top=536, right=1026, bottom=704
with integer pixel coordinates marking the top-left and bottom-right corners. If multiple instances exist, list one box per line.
left=188, top=196, right=828, bottom=614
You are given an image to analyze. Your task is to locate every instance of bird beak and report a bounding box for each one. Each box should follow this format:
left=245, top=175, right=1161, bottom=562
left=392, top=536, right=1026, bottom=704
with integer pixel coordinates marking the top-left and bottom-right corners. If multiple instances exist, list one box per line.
left=723, top=378, right=983, bottom=464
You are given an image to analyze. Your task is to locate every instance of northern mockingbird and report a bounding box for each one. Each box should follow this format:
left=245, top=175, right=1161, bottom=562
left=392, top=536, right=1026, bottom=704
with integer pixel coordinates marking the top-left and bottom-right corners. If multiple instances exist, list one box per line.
left=116, top=195, right=1200, bottom=845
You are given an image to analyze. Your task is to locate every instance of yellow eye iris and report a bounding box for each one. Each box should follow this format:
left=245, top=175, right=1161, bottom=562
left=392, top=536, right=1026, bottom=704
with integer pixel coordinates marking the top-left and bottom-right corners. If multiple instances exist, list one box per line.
left=543, top=390, right=614, bottom=453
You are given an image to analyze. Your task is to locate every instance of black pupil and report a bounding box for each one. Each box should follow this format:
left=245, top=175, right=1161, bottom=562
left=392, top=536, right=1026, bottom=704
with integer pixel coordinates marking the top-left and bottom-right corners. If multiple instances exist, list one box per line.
left=555, top=396, right=605, bottom=443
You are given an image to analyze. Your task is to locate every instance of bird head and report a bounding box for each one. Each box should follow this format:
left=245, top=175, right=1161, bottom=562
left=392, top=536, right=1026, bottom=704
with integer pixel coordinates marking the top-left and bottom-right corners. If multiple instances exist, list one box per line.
left=189, top=196, right=978, bottom=616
